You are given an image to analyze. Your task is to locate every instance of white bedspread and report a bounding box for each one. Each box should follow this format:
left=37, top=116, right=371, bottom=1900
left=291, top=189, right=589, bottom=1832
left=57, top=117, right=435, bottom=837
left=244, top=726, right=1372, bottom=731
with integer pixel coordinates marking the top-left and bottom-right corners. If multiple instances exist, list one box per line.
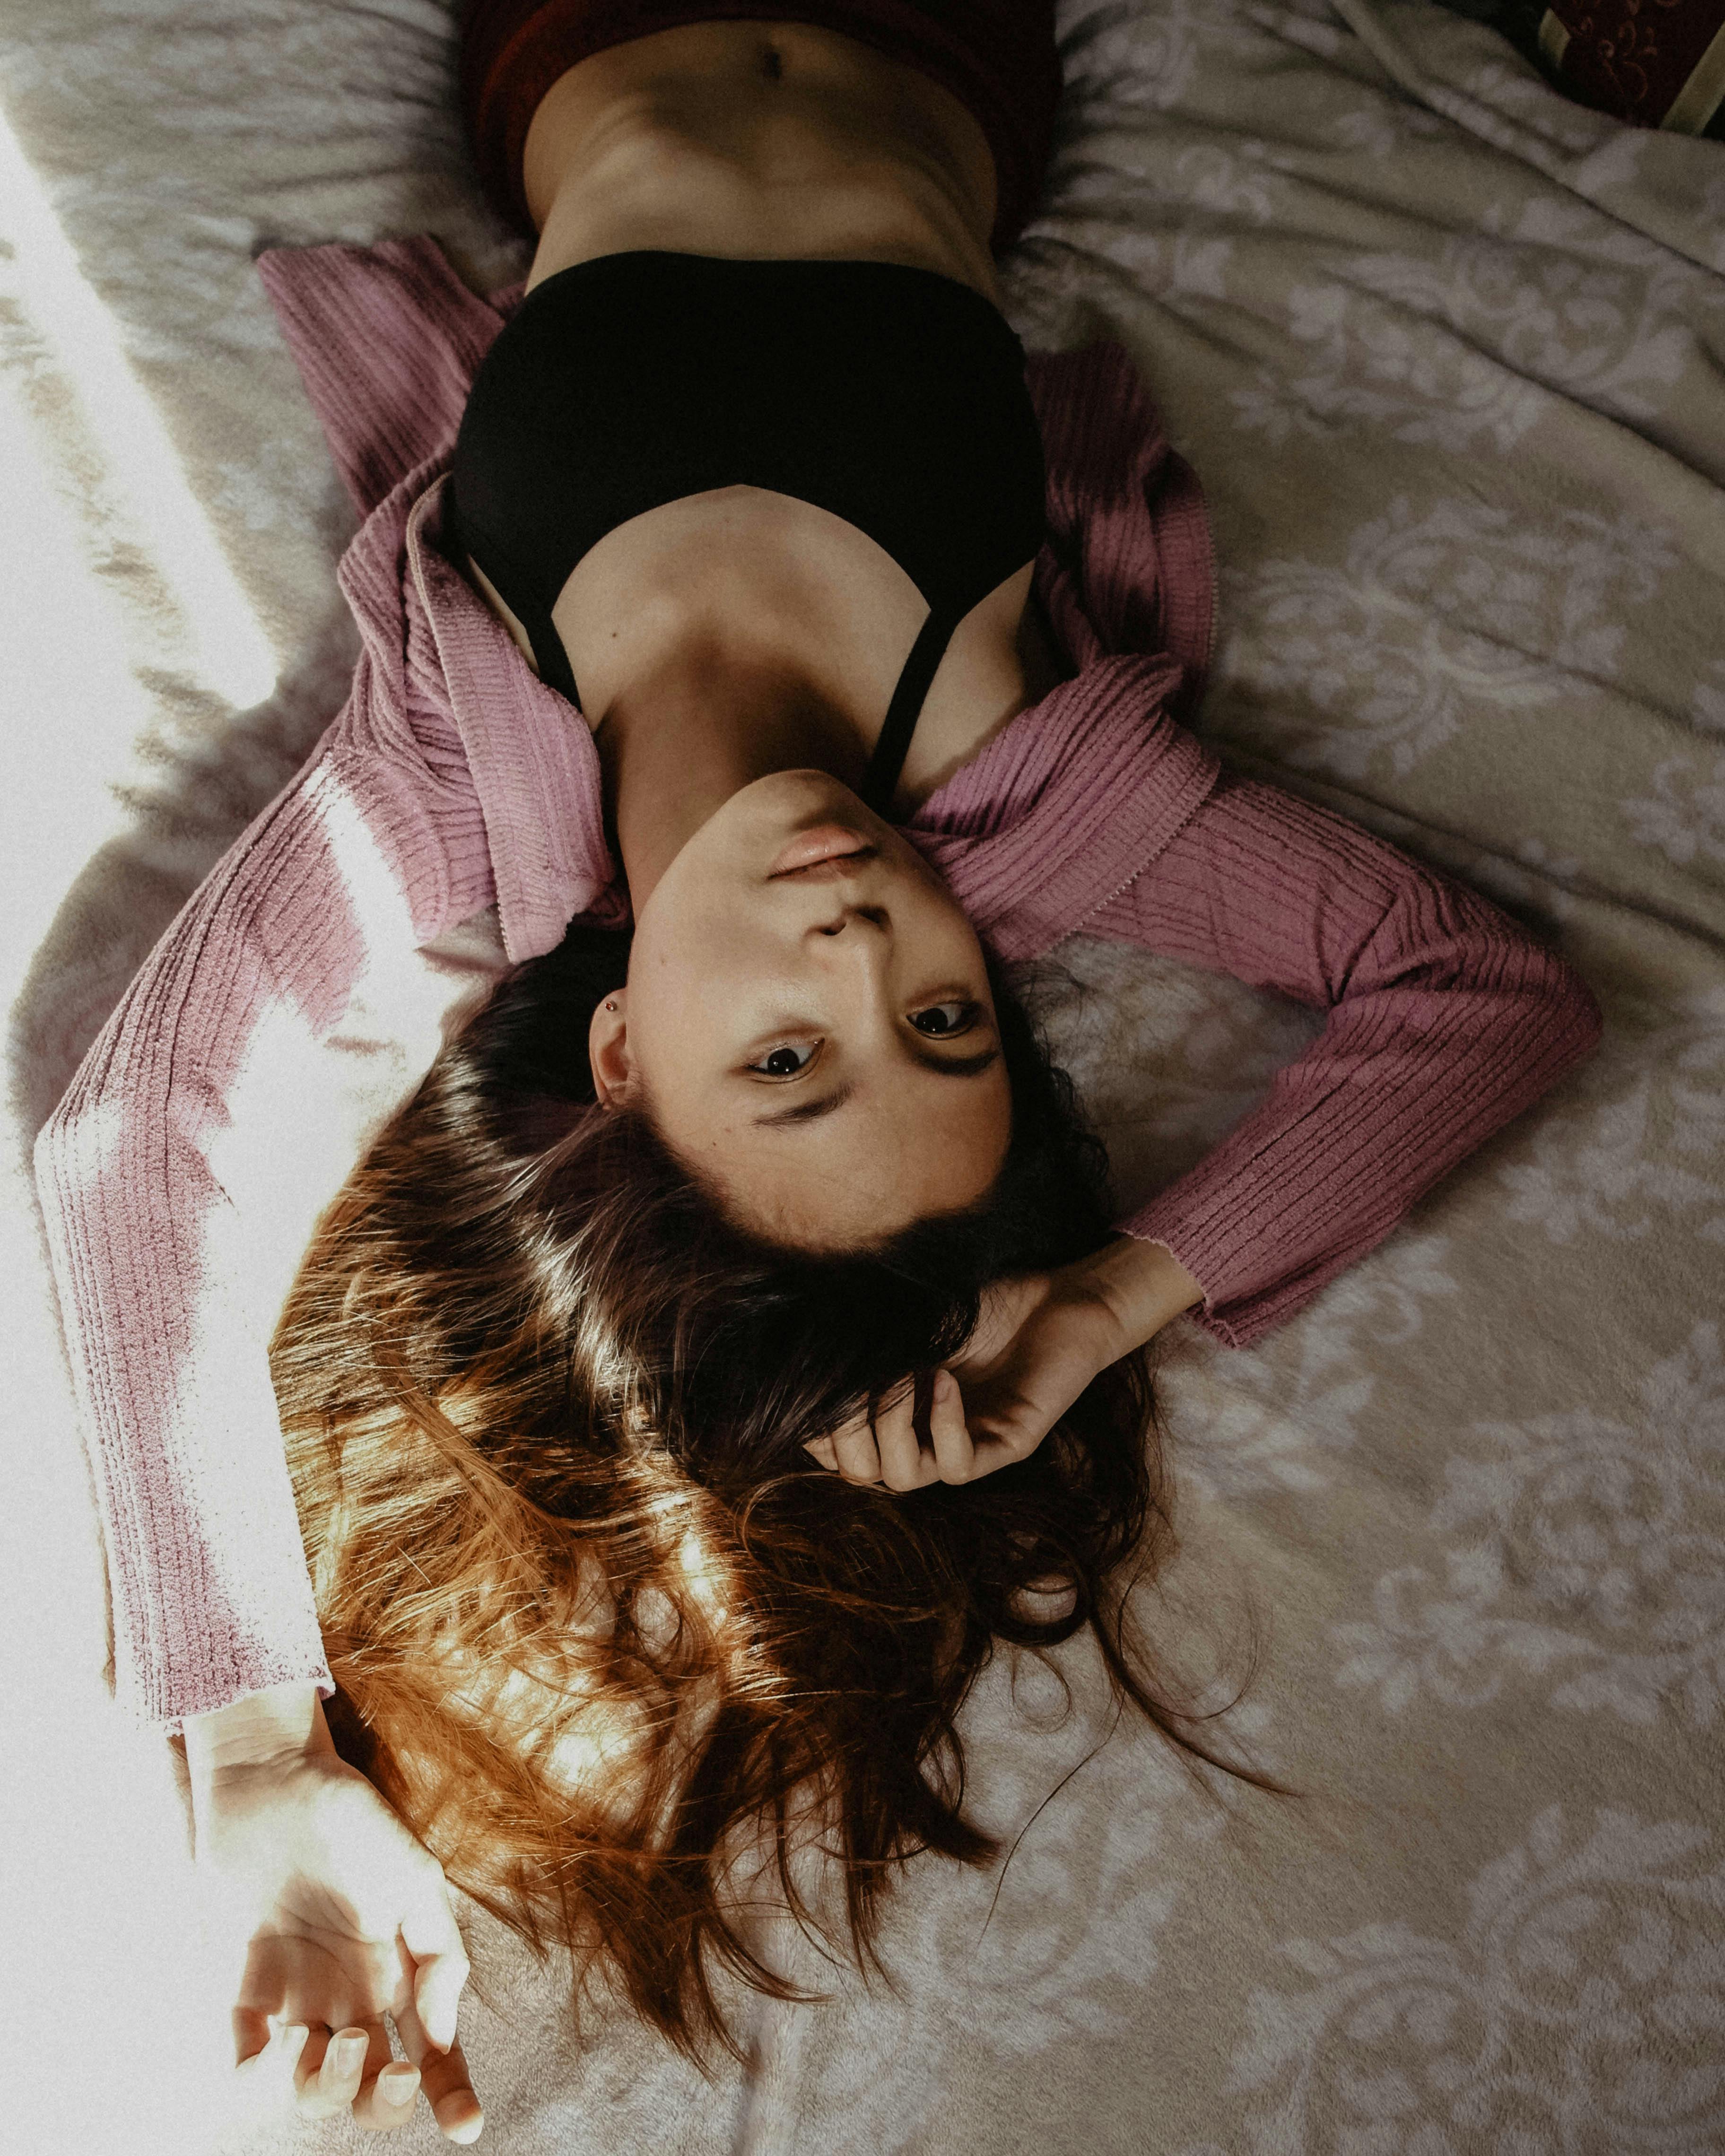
left=4, top=1, right=1724, bottom=2150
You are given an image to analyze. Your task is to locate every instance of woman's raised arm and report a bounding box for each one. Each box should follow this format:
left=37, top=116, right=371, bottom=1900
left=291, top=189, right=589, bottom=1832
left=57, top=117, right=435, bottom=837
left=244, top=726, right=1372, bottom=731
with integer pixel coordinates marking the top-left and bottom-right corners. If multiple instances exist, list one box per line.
left=34, top=713, right=511, bottom=1728
left=817, top=764, right=1603, bottom=1491
left=34, top=461, right=616, bottom=1727
left=1089, top=767, right=1603, bottom=1347
left=31, top=675, right=526, bottom=2131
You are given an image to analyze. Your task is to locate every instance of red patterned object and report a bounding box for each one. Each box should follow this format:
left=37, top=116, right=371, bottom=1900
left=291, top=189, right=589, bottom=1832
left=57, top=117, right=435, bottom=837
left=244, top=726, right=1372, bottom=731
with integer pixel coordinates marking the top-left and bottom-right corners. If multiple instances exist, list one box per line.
left=1537, top=0, right=1725, bottom=131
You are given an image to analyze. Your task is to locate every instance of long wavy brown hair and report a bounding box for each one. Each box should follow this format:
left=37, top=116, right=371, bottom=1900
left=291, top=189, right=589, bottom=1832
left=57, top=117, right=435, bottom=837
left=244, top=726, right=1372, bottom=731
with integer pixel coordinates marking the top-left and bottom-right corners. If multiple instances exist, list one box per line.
left=271, top=923, right=1282, bottom=2063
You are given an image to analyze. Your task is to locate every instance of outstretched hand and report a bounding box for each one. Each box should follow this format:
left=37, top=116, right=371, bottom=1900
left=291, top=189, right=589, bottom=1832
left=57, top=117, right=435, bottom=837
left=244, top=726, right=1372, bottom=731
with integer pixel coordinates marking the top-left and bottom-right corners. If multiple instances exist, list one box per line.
left=803, top=1237, right=1203, bottom=1490
left=187, top=1689, right=483, bottom=2142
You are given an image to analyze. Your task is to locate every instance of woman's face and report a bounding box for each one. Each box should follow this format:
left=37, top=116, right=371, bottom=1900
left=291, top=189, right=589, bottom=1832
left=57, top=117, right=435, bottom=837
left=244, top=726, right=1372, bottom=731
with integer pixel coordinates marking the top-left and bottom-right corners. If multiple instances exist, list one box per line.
left=591, top=771, right=1013, bottom=1246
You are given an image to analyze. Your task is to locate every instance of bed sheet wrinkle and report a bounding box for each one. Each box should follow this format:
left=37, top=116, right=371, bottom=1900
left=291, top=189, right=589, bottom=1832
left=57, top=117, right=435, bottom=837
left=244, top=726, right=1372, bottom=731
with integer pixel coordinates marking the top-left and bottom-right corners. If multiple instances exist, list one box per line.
left=5, top=0, right=1725, bottom=2151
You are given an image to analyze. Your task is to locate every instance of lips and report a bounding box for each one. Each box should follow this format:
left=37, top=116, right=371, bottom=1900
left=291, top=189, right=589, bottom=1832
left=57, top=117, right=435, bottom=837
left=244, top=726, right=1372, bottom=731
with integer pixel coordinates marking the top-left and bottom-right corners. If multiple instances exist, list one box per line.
left=768, top=824, right=879, bottom=878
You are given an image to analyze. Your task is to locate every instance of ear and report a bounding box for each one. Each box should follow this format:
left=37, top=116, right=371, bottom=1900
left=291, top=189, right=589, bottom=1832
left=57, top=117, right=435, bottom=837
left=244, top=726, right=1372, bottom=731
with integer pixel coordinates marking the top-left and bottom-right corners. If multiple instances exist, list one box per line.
left=588, top=990, right=634, bottom=1109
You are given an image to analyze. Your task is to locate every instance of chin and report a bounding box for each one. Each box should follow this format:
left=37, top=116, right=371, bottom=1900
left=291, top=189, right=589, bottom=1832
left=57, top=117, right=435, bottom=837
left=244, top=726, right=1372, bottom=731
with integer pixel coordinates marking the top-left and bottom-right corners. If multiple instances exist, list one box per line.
left=750, top=769, right=868, bottom=808
left=732, top=772, right=890, bottom=852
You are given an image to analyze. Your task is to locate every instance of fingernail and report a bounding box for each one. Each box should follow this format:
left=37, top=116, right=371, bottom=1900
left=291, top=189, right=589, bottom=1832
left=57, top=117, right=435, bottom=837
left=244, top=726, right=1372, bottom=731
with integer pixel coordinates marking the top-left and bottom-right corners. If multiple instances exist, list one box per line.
left=382, top=2069, right=419, bottom=2106
left=438, top=2095, right=486, bottom=2144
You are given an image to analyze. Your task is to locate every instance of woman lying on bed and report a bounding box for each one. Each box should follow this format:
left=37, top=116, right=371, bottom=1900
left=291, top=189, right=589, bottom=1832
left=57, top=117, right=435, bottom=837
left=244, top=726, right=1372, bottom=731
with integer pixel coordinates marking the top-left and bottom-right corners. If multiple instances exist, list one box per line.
left=34, top=0, right=1603, bottom=2142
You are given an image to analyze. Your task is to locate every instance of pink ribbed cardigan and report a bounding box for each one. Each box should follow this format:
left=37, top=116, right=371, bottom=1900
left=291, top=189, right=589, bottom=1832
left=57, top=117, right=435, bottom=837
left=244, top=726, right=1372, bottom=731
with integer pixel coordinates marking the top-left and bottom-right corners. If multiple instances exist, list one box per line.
left=35, top=237, right=1601, bottom=1729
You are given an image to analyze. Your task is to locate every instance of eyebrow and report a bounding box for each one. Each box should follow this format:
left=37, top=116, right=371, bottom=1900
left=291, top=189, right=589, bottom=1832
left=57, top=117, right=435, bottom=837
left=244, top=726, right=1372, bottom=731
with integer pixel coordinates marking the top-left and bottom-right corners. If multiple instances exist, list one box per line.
left=753, top=1083, right=858, bottom=1129
left=750, top=1046, right=1001, bottom=1129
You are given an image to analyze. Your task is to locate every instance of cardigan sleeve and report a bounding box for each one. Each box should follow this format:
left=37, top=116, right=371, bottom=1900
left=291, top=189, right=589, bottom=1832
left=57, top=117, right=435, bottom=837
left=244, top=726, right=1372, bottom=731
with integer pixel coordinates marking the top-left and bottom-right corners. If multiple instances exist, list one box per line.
left=255, top=239, right=505, bottom=521
left=32, top=695, right=515, bottom=1731
left=1089, top=771, right=1603, bottom=1348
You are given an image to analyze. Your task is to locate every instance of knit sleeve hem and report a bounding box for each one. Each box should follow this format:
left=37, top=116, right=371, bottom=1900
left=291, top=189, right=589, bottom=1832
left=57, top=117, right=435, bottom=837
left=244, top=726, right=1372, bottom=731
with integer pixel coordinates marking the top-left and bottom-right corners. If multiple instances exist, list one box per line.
left=152, top=1663, right=338, bottom=1741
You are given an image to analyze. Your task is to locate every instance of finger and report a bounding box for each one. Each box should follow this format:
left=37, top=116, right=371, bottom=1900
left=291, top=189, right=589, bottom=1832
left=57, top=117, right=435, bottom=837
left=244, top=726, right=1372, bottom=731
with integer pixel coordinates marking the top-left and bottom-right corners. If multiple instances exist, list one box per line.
left=396, top=1974, right=484, bottom=2146
left=296, top=2023, right=372, bottom=2120
left=928, top=1369, right=977, bottom=1485
left=234, top=2014, right=310, bottom=2094
left=400, top=1872, right=470, bottom=2055
left=345, top=2020, right=414, bottom=2132
left=874, top=1381, right=933, bottom=1492
left=357, top=2060, right=423, bottom=2133
left=233, top=2006, right=284, bottom=2070
left=408, top=1947, right=471, bottom=2062
left=293, top=2025, right=331, bottom=2092
left=803, top=1436, right=838, bottom=1471
left=831, top=1401, right=884, bottom=1486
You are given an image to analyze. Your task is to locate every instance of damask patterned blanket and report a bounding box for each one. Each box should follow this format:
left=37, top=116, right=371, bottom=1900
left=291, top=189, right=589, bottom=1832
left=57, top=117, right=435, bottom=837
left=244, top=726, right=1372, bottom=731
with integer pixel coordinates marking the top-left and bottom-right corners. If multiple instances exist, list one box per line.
left=4, top=0, right=1723, bottom=2150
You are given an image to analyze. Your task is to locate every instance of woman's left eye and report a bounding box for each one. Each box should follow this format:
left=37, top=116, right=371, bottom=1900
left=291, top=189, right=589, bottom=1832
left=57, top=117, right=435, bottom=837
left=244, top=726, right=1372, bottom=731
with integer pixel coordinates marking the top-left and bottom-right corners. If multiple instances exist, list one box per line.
left=908, top=1000, right=978, bottom=1038
left=747, top=1040, right=819, bottom=1077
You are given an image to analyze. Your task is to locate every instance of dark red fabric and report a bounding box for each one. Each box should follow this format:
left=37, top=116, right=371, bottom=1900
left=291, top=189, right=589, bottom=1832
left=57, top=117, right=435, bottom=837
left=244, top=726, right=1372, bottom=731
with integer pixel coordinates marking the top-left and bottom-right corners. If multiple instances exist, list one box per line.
left=1542, top=0, right=1725, bottom=128
left=459, top=0, right=1063, bottom=251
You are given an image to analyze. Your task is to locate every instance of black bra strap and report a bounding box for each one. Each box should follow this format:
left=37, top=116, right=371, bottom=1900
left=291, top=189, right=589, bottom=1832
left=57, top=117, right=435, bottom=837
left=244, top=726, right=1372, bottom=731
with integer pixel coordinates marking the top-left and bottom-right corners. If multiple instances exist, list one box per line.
left=861, top=607, right=960, bottom=816
left=526, top=608, right=581, bottom=707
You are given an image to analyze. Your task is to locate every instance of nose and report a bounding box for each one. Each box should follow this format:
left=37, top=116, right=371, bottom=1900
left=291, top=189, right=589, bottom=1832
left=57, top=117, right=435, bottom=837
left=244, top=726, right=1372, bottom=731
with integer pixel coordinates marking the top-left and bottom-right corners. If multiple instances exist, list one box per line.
left=812, top=903, right=889, bottom=939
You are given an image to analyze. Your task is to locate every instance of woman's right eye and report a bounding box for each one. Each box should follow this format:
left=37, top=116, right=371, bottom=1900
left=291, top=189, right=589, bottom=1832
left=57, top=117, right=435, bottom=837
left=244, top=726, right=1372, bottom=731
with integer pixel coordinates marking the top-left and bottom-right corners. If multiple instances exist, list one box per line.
left=748, top=1042, right=819, bottom=1078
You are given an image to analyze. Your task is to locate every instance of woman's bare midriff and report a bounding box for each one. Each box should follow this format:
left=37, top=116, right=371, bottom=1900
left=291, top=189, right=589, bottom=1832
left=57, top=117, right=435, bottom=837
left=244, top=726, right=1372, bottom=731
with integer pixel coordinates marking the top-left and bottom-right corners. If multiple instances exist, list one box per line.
left=520, top=20, right=1000, bottom=298
left=466, top=19, right=1065, bottom=811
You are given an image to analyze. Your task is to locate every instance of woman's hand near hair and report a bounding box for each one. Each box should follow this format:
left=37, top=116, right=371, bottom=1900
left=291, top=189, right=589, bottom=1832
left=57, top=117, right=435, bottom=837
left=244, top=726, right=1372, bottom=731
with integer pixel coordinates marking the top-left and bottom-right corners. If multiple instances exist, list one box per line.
left=804, top=1238, right=1204, bottom=1489
left=183, top=1683, right=484, bottom=2142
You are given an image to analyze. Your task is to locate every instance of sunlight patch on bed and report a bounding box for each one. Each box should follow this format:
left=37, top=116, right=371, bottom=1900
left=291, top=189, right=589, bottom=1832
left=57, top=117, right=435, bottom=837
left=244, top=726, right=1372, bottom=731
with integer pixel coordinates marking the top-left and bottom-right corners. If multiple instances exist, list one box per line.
left=0, top=365, right=143, bottom=987
left=0, top=107, right=276, bottom=713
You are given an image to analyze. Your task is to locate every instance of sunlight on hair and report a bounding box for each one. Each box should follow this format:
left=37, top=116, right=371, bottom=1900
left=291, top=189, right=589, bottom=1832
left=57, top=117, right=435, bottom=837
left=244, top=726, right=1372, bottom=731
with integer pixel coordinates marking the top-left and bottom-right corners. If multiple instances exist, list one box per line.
left=677, top=1521, right=731, bottom=1626
left=450, top=1660, right=622, bottom=1796
left=0, top=110, right=276, bottom=711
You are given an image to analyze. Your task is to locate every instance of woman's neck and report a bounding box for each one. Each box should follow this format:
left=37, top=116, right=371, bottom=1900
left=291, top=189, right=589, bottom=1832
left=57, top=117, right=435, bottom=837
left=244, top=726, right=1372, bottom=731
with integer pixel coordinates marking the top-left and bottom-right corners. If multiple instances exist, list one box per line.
left=596, top=634, right=867, bottom=912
